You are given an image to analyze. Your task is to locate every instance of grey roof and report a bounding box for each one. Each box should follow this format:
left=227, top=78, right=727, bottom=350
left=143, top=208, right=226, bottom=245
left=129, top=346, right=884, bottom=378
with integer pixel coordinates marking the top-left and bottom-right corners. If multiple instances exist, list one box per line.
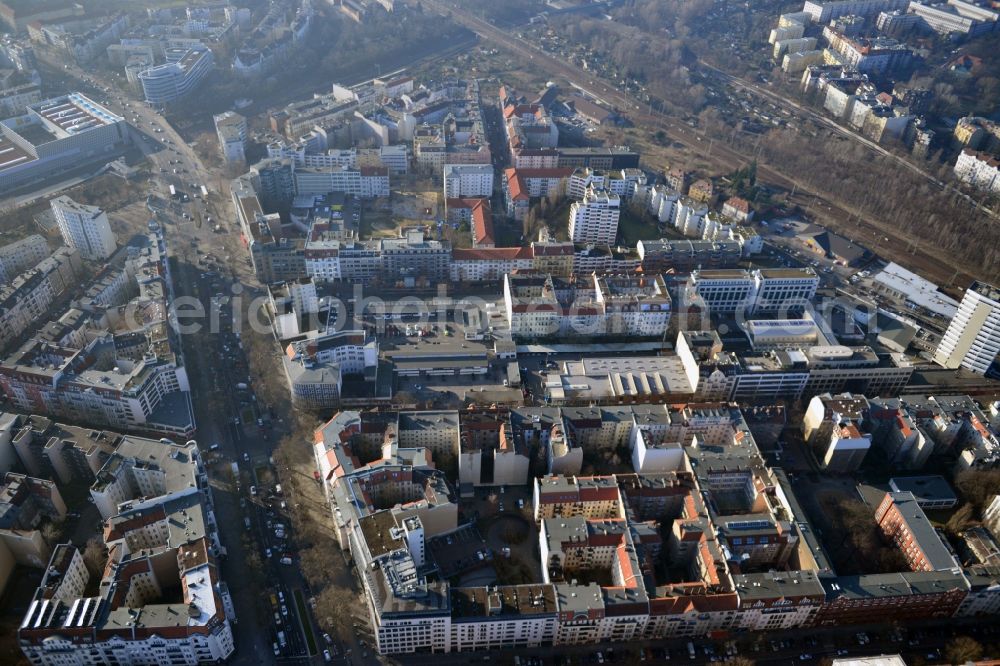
left=733, top=570, right=825, bottom=601
left=888, top=476, right=956, bottom=505
left=883, top=492, right=958, bottom=571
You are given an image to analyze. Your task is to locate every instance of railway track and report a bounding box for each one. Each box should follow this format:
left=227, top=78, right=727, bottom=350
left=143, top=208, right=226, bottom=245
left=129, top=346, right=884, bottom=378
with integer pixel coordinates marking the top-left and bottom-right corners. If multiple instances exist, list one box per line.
left=424, top=0, right=979, bottom=288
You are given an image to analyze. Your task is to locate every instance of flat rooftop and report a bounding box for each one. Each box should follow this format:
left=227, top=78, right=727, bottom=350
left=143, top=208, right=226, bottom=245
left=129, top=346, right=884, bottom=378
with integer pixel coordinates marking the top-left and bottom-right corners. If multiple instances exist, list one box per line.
left=0, top=133, right=34, bottom=171
left=888, top=476, right=956, bottom=505
left=450, top=585, right=558, bottom=619
left=32, top=93, right=122, bottom=135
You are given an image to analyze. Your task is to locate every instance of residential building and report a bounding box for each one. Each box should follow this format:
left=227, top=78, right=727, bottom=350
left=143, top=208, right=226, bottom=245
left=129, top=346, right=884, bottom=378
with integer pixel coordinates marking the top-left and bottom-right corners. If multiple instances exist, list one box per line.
left=888, top=476, right=958, bottom=510
left=51, top=195, right=116, bottom=261
left=503, top=167, right=572, bottom=221
left=802, top=0, right=909, bottom=23
left=954, top=149, right=1000, bottom=194
left=0, top=235, right=194, bottom=439
left=0, top=234, right=48, bottom=283
left=0, top=472, right=65, bottom=594
left=568, top=185, right=620, bottom=245
left=449, top=247, right=534, bottom=283
left=814, top=571, right=969, bottom=626
left=379, top=229, right=450, bottom=282
left=446, top=198, right=494, bottom=248
left=213, top=110, right=246, bottom=164
left=802, top=393, right=872, bottom=471
left=458, top=417, right=530, bottom=488
left=636, top=239, right=742, bottom=273
left=984, top=495, right=1000, bottom=541
left=822, top=28, right=914, bottom=74
left=874, top=491, right=960, bottom=572
left=908, top=0, right=999, bottom=36
left=282, top=331, right=378, bottom=410
left=722, top=196, right=753, bottom=223
left=0, top=75, right=41, bottom=118
left=935, top=281, right=1000, bottom=375
left=503, top=273, right=670, bottom=340
left=443, top=164, right=493, bottom=199
left=0, top=248, right=83, bottom=351
left=18, top=435, right=236, bottom=665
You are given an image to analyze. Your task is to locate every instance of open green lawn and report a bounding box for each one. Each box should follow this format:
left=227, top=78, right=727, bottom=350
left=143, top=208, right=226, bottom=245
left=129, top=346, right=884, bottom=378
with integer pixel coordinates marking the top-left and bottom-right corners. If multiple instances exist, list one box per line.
left=616, top=209, right=661, bottom=246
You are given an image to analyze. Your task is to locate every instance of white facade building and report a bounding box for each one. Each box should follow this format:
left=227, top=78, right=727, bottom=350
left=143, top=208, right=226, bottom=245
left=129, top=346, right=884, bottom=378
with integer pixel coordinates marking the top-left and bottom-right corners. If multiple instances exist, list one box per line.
left=443, top=164, right=493, bottom=198
left=955, top=149, right=1000, bottom=194
left=138, top=47, right=214, bottom=104
left=568, top=186, right=620, bottom=245
left=935, top=281, right=1000, bottom=375
left=213, top=110, right=246, bottom=164
left=0, top=234, right=48, bottom=282
left=51, top=195, right=116, bottom=260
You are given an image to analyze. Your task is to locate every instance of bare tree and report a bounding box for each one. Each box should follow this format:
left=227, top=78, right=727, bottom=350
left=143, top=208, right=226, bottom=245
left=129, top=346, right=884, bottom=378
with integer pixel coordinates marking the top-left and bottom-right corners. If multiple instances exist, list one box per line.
left=82, top=537, right=106, bottom=580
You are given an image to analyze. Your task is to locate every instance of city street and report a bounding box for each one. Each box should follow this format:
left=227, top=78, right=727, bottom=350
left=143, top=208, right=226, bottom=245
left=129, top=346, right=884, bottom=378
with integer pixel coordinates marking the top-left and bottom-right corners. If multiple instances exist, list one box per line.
left=36, top=53, right=338, bottom=665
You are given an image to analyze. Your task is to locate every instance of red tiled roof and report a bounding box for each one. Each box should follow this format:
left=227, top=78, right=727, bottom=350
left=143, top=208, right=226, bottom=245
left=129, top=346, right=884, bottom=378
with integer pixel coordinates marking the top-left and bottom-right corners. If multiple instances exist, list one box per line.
left=532, top=242, right=575, bottom=257
left=505, top=168, right=529, bottom=201
left=516, top=168, right=574, bottom=179
left=471, top=199, right=494, bottom=247
left=725, top=196, right=750, bottom=214
left=452, top=246, right=533, bottom=261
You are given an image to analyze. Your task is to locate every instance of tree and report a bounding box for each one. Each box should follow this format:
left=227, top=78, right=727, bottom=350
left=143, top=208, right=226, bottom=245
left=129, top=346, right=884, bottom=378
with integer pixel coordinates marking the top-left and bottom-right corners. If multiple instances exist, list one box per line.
left=82, top=537, right=106, bottom=580
left=313, top=584, right=356, bottom=638
left=954, top=469, right=1000, bottom=512
left=40, top=520, right=63, bottom=547
left=945, top=503, right=974, bottom=536
left=944, top=636, right=984, bottom=664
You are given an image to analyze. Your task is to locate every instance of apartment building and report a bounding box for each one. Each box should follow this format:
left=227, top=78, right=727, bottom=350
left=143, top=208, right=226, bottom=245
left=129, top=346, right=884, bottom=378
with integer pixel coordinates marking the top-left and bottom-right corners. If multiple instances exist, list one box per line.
left=503, top=167, right=572, bottom=221
left=935, top=281, right=1000, bottom=375
left=446, top=198, right=494, bottom=248
left=18, top=436, right=235, bottom=665
left=636, top=239, right=742, bottom=272
left=803, top=393, right=872, bottom=471
left=0, top=235, right=194, bottom=438
left=443, top=164, right=493, bottom=199
left=954, top=149, right=1000, bottom=194
left=0, top=234, right=48, bottom=283
left=822, top=27, right=914, bottom=74
left=0, top=75, right=40, bottom=118
left=0, top=471, right=66, bottom=594
left=458, top=416, right=530, bottom=487
left=909, top=0, right=999, bottom=36
left=568, top=185, right=620, bottom=245
left=213, top=110, right=247, bottom=164
left=0, top=336, right=194, bottom=438
left=450, top=247, right=533, bottom=283
left=503, top=273, right=671, bottom=340
left=533, top=475, right=625, bottom=522
left=0, top=248, right=82, bottom=351
left=566, top=168, right=645, bottom=201
left=733, top=571, right=826, bottom=631
left=450, top=585, right=558, bottom=651
left=802, top=0, right=909, bottom=23
left=294, top=165, right=389, bottom=198
left=282, top=331, right=378, bottom=410
left=51, top=195, right=116, bottom=261
left=875, top=491, right=961, bottom=572
left=316, top=399, right=1000, bottom=655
